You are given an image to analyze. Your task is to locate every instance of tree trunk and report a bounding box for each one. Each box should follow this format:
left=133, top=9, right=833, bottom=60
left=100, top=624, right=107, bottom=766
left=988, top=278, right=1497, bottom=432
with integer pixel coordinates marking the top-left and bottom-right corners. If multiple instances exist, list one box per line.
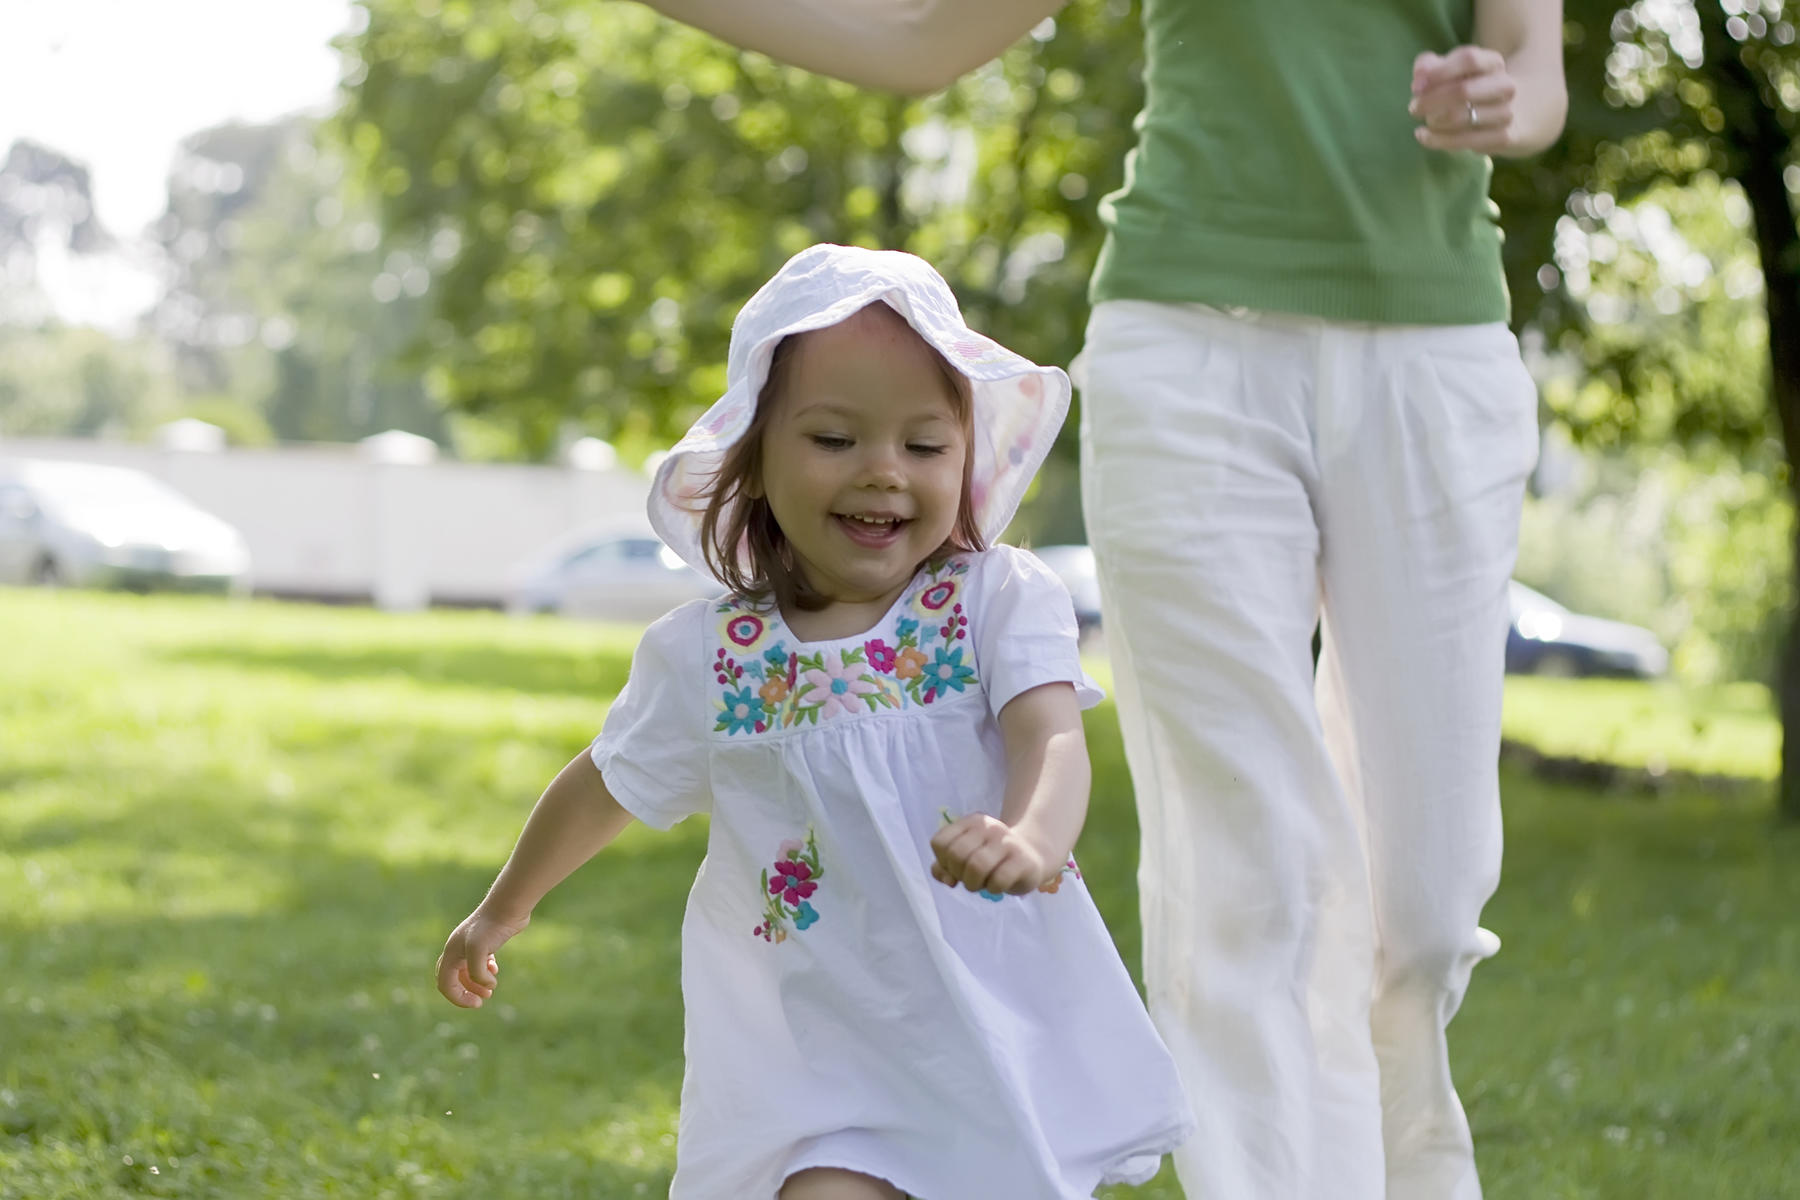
left=1706, top=6, right=1800, bottom=819
left=1732, top=122, right=1800, bottom=820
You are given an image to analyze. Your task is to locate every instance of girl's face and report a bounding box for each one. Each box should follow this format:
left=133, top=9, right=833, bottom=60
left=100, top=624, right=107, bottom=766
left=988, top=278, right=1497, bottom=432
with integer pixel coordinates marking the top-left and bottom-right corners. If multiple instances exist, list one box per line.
left=757, top=304, right=970, bottom=610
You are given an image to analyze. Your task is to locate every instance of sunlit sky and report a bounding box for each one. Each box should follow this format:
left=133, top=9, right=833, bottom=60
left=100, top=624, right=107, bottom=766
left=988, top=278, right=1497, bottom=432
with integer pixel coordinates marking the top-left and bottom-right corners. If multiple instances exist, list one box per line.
left=0, top=0, right=356, bottom=238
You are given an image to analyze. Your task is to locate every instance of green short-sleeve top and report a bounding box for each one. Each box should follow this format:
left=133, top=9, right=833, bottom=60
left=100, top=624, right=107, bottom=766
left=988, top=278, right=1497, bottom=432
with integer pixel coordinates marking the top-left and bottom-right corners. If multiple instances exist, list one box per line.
left=1091, top=0, right=1510, bottom=326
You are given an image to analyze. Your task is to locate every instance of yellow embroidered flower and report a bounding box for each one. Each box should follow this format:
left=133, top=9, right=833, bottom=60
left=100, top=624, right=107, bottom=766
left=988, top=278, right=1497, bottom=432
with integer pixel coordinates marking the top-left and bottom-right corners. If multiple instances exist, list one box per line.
left=913, top=577, right=960, bottom=618
left=718, top=607, right=772, bottom=654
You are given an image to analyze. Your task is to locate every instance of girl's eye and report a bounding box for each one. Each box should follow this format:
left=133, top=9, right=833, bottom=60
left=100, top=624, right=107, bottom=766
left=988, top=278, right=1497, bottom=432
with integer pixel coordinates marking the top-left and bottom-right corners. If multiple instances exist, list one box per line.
left=809, top=434, right=852, bottom=450
left=907, top=444, right=948, bottom=457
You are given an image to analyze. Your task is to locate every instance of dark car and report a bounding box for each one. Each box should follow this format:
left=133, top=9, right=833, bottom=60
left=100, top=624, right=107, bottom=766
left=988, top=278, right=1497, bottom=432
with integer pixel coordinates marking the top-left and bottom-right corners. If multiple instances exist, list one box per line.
left=1506, top=580, right=1668, bottom=678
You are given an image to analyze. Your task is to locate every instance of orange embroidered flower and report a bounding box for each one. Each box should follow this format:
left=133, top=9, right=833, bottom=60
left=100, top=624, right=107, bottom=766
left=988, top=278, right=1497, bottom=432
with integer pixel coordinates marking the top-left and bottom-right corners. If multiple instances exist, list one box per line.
left=895, top=647, right=928, bottom=680
left=759, top=676, right=789, bottom=704
left=1037, top=875, right=1062, bottom=895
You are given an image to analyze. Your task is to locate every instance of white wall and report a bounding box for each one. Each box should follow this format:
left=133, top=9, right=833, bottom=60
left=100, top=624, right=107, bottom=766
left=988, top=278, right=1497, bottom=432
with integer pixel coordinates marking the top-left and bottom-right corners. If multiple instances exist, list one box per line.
left=0, top=430, right=651, bottom=609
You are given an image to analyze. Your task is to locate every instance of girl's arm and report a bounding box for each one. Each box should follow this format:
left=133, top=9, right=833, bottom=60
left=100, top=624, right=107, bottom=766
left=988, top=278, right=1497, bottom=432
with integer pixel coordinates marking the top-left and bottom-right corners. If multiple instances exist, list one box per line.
left=435, top=751, right=635, bottom=1008
left=930, top=681, right=1091, bottom=895
left=1411, top=0, right=1568, bottom=157
left=632, top=0, right=1067, bottom=96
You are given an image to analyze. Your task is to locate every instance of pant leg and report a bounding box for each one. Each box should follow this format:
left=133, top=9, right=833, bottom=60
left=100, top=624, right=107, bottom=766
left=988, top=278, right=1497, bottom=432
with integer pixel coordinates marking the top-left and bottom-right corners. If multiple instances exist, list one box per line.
left=1076, top=300, right=1384, bottom=1200
left=1312, top=322, right=1538, bottom=1200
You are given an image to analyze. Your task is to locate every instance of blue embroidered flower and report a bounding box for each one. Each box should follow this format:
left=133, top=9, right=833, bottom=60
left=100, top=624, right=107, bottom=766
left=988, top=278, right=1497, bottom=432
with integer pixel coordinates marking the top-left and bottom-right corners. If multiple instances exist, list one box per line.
left=977, top=890, right=1005, bottom=902
left=764, top=641, right=789, bottom=670
left=794, top=900, right=820, bottom=930
left=895, top=616, right=919, bottom=641
left=922, top=646, right=975, bottom=700
left=716, top=686, right=767, bottom=736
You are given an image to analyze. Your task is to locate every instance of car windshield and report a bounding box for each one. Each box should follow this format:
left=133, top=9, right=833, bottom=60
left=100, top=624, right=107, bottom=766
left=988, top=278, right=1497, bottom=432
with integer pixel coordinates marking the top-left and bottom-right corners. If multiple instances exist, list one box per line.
left=1509, top=581, right=1569, bottom=615
left=24, top=465, right=194, bottom=522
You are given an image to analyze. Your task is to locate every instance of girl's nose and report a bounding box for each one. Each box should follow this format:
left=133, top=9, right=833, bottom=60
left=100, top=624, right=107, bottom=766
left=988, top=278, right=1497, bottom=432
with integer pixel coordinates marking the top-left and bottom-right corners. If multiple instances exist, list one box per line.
left=856, top=444, right=907, bottom=490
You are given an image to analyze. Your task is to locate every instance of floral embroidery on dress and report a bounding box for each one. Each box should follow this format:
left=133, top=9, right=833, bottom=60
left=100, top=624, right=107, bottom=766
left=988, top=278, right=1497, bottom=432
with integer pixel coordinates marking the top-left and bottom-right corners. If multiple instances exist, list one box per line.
left=754, top=830, right=824, bottom=943
left=710, top=558, right=978, bottom=737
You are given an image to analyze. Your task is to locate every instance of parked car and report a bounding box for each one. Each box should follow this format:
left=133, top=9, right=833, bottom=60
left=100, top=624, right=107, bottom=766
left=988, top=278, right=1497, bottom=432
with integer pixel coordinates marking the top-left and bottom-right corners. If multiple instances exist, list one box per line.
left=1030, top=543, right=1104, bottom=641
left=1506, top=580, right=1668, bottom=678
left=506, top=529, right=718, bottom=621
left=0, top=458, right=251, bottom=594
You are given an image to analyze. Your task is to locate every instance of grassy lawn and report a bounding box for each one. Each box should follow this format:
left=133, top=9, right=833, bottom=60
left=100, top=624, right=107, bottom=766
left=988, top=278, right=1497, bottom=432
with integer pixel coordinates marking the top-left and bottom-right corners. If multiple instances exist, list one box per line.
left=2, top=588, right=1796, bottom=1198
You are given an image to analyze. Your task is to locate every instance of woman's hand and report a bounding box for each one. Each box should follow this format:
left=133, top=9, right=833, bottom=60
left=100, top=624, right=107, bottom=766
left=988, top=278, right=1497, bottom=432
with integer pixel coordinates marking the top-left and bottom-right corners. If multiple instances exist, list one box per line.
left=1413, top=0, right=1568, bottom=157
left=435, top=907, right=530, bottom=1009
left=1409, top=46, right=1524, bottom=154
left=931, top=813, right=1062, bottom=896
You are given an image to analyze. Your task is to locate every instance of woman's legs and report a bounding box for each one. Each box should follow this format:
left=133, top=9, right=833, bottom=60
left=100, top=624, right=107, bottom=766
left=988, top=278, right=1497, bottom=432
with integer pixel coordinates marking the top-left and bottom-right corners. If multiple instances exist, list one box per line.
left=1311, top=321, right=1537, bottom=1200
left=1078, top=301, right=1385, bottom=1200
left=779, top=1167, right=906, bottom=1200
left=1078, top=301, right=1534, bottom=1199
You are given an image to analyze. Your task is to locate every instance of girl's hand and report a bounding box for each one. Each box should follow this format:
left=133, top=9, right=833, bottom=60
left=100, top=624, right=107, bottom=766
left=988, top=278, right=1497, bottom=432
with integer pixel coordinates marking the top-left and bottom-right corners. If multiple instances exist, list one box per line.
left=435, top=908, right=530, bottom=1009
left=930, top=813, right=1060, bottom=896
left=1409, top=47, right=1521, bottom=154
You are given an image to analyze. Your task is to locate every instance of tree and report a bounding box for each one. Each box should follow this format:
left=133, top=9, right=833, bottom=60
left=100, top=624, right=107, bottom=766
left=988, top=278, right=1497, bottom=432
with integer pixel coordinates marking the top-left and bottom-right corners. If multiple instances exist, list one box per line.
left=1494, top=0, right=1800, bottom=818
left=149, top=116, right=447, bottom=445
left=337, top=0, right=1140, bottom=462
left=0, top=140, right=116, bottom=328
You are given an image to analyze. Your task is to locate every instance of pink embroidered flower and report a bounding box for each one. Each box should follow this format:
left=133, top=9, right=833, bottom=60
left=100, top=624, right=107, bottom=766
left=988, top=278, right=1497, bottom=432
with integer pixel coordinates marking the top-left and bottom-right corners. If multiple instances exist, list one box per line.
left=777, top=838, right=805, bottom=859
left=769, top=859, right=817, bottom=906
left=801, top=655, right=879, bottom=720
left=917, top=580, right=957, bottom=612
left=719, top=610, right=769, bottom=652
left=864, top=638, right=896, bottom=673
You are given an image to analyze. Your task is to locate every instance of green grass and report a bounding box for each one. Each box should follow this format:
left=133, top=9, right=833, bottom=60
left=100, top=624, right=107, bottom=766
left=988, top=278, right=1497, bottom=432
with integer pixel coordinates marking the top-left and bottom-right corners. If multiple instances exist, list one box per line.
left=1502, top=675, right=1779, bottom=780
left=2, top=589, right=1796, bottom=1198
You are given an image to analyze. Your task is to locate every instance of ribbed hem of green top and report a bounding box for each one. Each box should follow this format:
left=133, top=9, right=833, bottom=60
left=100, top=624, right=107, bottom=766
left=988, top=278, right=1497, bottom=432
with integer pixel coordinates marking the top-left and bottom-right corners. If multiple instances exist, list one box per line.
left=1089, top=220, right=1511, bottom=328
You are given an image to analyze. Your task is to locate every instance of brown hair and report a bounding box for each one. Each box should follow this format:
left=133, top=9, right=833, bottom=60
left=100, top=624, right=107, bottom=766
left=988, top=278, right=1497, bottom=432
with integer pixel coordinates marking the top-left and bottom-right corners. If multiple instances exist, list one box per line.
left=698, top=312, right=984, bottom=614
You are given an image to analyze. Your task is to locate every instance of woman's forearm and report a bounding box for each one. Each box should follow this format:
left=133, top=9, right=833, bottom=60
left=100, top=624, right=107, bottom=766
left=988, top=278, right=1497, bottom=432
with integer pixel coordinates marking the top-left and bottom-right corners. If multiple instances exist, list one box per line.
left=1478, top=0, right=1568, bottom=155
left=480, top=751, right=635, bottom=921
left=632, top=0, right=1064, bottom=95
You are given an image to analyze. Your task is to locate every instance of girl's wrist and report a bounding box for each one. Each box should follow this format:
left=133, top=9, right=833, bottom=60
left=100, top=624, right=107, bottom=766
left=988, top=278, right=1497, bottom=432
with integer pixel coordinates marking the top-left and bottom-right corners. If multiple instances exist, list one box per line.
left=475, top=896, right=534, bottom=928
left=1008, top=815, right=1073, bottom=868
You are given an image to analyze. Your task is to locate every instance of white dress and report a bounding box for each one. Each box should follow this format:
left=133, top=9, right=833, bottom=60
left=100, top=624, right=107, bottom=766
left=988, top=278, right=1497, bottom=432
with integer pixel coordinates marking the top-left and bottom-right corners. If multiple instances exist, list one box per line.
left=590, top=545, right=1194, bottom=1199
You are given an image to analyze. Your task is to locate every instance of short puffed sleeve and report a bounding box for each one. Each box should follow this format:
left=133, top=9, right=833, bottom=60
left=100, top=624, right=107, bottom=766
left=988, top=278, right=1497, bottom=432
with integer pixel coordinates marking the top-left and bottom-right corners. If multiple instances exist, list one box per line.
left=969, top=545, right=1105, bottom=718
left=588, top=600, right=713, bottom=829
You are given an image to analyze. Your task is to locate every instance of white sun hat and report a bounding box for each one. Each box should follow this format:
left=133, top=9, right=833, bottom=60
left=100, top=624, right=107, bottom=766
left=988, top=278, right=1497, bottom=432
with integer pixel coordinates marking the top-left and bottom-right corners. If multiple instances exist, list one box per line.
left=648, top=243, right=1072, bottom=584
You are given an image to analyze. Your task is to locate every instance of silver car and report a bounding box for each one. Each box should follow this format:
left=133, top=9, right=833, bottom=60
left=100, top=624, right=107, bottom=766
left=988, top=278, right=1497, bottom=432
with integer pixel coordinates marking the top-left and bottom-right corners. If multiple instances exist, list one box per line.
left=506, top=530, right=718, bottom=621
left=0, top=458, right=252, bottom=593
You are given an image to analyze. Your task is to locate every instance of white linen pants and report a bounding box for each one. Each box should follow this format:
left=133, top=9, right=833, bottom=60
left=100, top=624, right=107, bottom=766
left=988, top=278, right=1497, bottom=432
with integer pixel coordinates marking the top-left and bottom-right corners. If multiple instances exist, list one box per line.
left=1075, top=299, right=1538, bottom=1200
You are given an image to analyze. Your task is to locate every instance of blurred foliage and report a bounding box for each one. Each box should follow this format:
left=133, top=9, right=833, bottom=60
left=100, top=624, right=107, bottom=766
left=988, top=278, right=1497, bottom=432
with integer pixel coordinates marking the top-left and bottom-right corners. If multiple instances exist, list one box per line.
left=0, top=141, right=115, bottom=328
left=336, top=0, right=1140, bottom=459
left=1491, top=2, right=1799, bottom=737
left=1518, top=442, right=1793, bottom=683
left=1514, top=174, right=1793, bottom=684
left=149, top=116, right=450, bottom=446
left=0, top=324, right=179, bottom=438
left=1496, top=0, right=1799, bottom=461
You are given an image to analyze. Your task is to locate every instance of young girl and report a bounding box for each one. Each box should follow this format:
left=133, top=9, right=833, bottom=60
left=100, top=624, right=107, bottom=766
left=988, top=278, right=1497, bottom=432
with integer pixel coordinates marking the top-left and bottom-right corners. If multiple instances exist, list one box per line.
left=435, top=244, right=1194, bottom=1199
